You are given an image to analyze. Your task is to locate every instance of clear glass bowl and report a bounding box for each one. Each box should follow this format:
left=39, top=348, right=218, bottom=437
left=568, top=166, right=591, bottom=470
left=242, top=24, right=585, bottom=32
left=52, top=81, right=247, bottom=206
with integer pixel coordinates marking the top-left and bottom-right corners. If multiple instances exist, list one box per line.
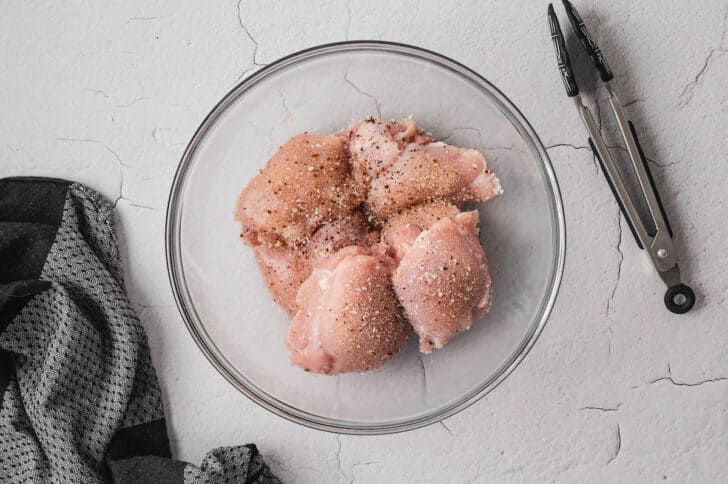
left=166, top=41, right=565, bottom=434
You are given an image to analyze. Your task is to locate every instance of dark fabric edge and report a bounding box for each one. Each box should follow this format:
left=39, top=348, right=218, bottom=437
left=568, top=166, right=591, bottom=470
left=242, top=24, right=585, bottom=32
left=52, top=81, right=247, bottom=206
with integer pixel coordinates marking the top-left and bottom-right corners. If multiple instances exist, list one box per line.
left=0, top=176, right=71, bottom=222
left=107, top=455, right=186, bottom=484
left=106, top=417, right=172, bottom=461
left=0, top=176, right=73, bottom=186
left=0, top=177, right=68, bottom=283
left=0, top=351, right=12, bottom=405
left=0, top=177, right=69, bottom=415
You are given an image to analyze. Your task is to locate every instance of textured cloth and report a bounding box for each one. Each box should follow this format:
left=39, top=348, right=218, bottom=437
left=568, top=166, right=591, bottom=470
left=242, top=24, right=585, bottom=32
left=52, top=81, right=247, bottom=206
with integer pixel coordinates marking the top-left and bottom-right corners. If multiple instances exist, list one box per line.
left=0, top=178, right=280, bottom=484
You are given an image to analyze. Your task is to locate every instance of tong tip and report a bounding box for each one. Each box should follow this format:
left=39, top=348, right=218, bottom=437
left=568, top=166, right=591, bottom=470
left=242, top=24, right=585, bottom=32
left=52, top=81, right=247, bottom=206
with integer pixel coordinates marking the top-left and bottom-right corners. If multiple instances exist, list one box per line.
left=561, top=0, right=614, bottom=82
left=547, top=2, right=579, bottom=97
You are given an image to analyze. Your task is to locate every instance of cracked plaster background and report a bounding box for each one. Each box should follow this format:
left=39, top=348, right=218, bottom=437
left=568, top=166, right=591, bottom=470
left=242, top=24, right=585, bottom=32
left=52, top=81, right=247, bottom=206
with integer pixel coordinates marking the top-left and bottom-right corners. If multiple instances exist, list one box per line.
left=2, top=1, right=727, bottom=482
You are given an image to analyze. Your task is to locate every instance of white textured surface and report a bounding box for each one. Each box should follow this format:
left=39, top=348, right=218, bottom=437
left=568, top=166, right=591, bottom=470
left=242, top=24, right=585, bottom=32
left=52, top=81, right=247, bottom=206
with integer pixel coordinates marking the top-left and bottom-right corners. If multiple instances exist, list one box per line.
left=2, top=1, right=727, bottom=482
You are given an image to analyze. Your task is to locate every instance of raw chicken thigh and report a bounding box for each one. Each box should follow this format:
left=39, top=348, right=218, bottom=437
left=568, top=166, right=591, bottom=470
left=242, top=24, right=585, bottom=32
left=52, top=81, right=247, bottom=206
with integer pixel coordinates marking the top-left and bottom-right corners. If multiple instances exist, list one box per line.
left=236, top=133, right=362, bottom=245
left=235, top=117, right=502, bottom=374
left=247, top=210, right=373, bottom=315
left=306, top=210, right=375, bottom=265
left=367, top=142, right=502, bottom=218
left=391, top=210, right=492, bottom=353
left=286, top=246, right=412, bottom=374
left=349, top=118, right=432, bottom=184
left=380, top=201, right=460, bottom=261
left=247, top=238, right=309, bottom=316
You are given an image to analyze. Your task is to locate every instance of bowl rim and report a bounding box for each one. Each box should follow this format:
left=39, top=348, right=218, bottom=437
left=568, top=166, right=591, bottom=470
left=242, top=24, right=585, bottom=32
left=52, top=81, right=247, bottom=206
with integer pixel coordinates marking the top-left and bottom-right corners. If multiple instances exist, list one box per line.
left=165, top=40, right=566, bottom=435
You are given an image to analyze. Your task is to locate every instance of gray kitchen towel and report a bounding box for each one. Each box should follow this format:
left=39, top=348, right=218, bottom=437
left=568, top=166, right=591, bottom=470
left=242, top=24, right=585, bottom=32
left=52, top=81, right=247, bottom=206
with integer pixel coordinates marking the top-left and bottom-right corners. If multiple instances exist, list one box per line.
left=0, top=177, right=280, bottom=484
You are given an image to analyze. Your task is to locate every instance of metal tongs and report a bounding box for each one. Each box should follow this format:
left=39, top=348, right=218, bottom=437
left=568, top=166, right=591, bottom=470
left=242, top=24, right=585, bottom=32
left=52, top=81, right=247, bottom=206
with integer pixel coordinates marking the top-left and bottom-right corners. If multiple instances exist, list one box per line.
left=548, top=0, right=695, bottom=314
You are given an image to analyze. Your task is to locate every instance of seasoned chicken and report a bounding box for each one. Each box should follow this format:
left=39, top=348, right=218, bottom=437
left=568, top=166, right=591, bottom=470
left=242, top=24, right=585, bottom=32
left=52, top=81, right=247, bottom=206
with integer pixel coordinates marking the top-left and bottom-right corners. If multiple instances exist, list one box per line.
left=367, top=142, right=502, bottom=218
left=392, top=210, right=492, bottom=353
left=286, top=246, right=412, bottom=374
left=349, top=118, right=432, bottom=186
left=248, top=210, right=373, bottom=315
left=236, top=133, right=363, bottom=245
left=235, top=118, right=502, bottom=374
left=307, top=210, right=375, bottom=265
left=248, top=237, right=309, bottom=316
left=380, top=201, right=460, bottom=261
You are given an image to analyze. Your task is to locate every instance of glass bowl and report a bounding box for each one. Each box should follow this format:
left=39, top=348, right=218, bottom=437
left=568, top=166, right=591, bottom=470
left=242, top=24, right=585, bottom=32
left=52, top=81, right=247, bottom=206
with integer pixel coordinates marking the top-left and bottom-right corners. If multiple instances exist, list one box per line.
left=166, top=41, right=565, bottom=434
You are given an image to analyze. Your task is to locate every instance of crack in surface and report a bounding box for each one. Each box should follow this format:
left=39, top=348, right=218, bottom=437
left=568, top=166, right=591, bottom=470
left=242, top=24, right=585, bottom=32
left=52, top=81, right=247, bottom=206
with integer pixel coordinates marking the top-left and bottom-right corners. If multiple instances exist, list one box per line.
left=56, top=137, right=129, bottom=167
left=237, top=0, right=264, bottom=66
left=581, top=404, right=621, bottom=412
left=677, top=6, right=728, bottom=106
left=607, top=425, right=621, bottom=464
left=606, top=215, right=623, bottom=326
left=649, top=362, right=728, bottom=387
left=442, top=126, right=484, bottom=143
left=439, top=421, right=453, bottom=436
left=546, top=141, right=672, bottom=168
left=85, top=88, right=113, bottom=100
left=650, top=375, right=728, bottom=387
left=417, top=352, right=428, bottom=397
left=442, top=127, right=514, bottom=151
left=333, top=434, right=348, bottom=482
left=545, top=143, right=591, bottom=151
left=277, top=89, right=292, bottom=118
left=104, top=146, right=127, bottom=167
left=112, top=166, right=125, bottom=208
left=127, top=16, right=157, bottom=23
left=56, top=136, right=100, bottom=144
left=610, top=144, right=672, bottom=168
left=343, top=69, right=382, bottom=118
left=86, top=89, right=184, bottom=109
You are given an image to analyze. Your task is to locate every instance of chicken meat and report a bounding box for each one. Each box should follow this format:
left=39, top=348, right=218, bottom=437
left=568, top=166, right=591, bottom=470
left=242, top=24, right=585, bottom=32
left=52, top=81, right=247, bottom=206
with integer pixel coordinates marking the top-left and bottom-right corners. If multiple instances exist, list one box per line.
left=236, top=133, right=363, bottom=245
left=286, top=246, right=412, bottom=374
left=380, top=201, right=460, bottom=262
left=235, top=118, right=502, bottom=373
left=349, top=118, right=432, bottom=179
left=247, top=237, right=309, bottom=316
left=391, top=209, right=492, bottom=353
left=247, top=210, right=373, bottom=315
left=367, top=142, right=502, bottom=218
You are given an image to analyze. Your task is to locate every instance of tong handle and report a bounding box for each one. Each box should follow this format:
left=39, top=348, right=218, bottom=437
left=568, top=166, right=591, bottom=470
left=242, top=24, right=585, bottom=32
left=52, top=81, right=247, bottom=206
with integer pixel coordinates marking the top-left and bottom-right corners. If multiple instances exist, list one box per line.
left=588, top=137, right=644, bottom=249
left=591, top=134, right=695, bottom=314
left=548, top=4, right=579, bottom=97
left=627, top=121, right=673, bottom=237
left=562, top=0, right=614, bottom=82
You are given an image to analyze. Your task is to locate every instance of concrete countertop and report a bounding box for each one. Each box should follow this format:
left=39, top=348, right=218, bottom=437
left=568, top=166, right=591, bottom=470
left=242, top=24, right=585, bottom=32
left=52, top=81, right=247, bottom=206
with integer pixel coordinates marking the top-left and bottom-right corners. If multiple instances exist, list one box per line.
left=3, top=1, right=727, bottom=482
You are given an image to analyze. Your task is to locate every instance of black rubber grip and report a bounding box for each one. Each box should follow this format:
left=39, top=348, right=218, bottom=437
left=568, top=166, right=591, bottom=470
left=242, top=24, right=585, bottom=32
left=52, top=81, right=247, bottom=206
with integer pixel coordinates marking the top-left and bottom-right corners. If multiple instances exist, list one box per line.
left=627, top=121, right=673, bottom=238
left=588, top=138, right=644, bottom=250
left=562, top=0, right=614, bottom=82
left=548, top=3, right=579, bottom=97
left=664, top=284, right=695, bottom=314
